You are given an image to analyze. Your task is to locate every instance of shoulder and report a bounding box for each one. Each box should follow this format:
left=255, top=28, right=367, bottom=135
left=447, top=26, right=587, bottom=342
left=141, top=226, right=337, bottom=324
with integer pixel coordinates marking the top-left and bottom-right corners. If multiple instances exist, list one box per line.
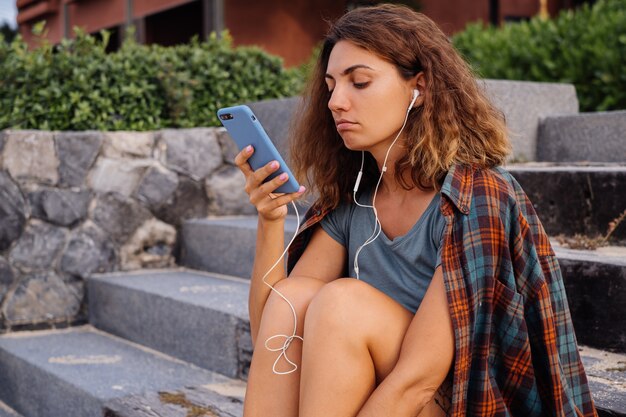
left=442, top=164, right=522, bottom=217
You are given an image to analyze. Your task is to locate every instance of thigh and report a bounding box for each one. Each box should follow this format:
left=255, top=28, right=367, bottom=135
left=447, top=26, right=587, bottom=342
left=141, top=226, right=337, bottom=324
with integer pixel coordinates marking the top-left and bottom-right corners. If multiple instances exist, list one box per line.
left=306, top=278, right=414, bottom=384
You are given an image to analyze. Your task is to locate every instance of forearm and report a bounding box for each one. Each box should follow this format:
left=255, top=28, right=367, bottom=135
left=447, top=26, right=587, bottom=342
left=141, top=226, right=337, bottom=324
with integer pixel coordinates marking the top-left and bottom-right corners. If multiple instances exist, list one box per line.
left=249, top=217, right=288, bottom=344
left=357, top=372, right=432, bottom=417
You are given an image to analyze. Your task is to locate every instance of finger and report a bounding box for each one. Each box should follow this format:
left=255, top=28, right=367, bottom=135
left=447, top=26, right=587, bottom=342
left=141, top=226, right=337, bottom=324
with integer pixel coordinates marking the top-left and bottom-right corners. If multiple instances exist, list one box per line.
left=258, top=172, right=291, bottom=196
left=253, top=175, right=304, bottom=204
left=249, top=171, right=290, bottom=204
left=249, top=159, right=280, bottom=188
left=258, top=186, right=306, bottom=212
left=234, top=145, right=254, bottom=176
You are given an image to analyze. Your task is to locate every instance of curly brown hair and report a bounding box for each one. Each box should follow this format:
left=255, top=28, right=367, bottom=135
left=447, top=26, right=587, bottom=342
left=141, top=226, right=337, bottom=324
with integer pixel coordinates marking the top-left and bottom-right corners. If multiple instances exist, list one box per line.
left=289, top=4, right=511, bottom=212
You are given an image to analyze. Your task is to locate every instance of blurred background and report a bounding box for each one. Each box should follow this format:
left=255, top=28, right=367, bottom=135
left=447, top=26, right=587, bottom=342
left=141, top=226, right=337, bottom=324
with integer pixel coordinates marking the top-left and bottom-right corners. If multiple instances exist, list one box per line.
left=4, top=0, right=596, bottom=66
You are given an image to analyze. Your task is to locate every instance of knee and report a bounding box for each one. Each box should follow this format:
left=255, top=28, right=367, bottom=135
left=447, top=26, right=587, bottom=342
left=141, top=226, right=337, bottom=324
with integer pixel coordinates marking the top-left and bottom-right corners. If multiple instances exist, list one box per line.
left=264, top=276, right=326, bottom=316
left=306, top=278, right=367, bottom=329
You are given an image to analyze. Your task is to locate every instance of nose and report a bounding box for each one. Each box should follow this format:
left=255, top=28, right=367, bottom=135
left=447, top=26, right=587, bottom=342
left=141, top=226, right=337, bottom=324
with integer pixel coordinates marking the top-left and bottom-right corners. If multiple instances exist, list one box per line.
left=328, top=85, right=350, bottom=113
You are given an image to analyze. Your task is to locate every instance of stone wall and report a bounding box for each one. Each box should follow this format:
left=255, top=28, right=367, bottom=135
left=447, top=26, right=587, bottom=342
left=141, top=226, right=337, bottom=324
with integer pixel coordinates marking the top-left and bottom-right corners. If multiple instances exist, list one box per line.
left=0, top=128, right=253, bottom=331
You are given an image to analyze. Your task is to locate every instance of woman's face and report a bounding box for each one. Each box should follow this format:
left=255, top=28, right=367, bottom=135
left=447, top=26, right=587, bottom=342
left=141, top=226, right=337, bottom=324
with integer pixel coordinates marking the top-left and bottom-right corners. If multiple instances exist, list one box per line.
left=325, top=40, right=417, bottom=154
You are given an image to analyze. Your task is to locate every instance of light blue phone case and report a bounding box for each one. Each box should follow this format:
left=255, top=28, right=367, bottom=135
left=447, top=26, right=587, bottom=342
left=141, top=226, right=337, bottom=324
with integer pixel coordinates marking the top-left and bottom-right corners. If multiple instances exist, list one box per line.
left=217, top=105, right=300, bottom=194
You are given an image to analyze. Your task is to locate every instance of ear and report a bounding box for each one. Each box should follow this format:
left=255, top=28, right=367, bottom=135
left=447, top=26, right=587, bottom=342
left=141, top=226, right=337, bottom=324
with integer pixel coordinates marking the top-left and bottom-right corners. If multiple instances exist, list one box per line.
left=410, top=71, right=427, bottom=107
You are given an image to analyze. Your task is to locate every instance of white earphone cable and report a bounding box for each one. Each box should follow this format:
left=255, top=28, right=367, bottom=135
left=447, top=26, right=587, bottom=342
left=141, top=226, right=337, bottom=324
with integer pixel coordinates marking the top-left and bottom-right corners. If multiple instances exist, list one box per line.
left=261, top=200, right=303, bottom=375
left=353, top=91, right=417, bottom=279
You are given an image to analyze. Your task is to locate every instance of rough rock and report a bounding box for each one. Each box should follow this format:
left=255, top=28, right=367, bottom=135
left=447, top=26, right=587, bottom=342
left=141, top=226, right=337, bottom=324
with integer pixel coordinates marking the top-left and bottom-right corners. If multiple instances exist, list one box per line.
left=0, top=171, right=27, bottom=251
left=60, top=222, right=116, bottom=278
left=55, top=131, right=103, bottom=187
left=2, top=130, right=59, bottom=184
left=153, top=176, right=209, bottom=227
left=28, top=187, right=91, bottom=227
left=135, top=165, right=179, bottom=208
left=205, top=166, right=255, bottom=215
left=88, top=157, right=155, bottom=197
left=119, top=218, right=177, bottom=270
left=102, top=131, right=154, bottom=158
left=0, top=256, right=14, bottom=301
left=216, top=127, right=239, bottom=165
left=1, top=271, right=82, bottom=326
left=157, top=129, right=222, bottom=180
left=8, top=220, right=67, bottom=272
left=91, top=192, right=152, bottom=245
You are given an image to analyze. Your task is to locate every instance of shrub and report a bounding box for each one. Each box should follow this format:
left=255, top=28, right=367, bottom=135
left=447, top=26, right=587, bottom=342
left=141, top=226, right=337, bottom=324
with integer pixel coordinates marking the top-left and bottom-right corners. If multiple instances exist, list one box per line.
left=452, top=0, right=626, bottom=112
left=0, top=26, right=303, bottom=131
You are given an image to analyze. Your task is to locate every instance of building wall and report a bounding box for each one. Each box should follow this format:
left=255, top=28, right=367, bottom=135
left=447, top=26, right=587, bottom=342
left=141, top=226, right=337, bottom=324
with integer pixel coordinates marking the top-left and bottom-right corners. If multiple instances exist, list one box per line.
left=224, top=0, right=343, bottom=67
left=68, top=0, right=125, bottom=33
left=134, top=0, right=194, bottom=18
left=419, top=1, right=489, bottom=34
left=16, top=0, right=579, bottom=65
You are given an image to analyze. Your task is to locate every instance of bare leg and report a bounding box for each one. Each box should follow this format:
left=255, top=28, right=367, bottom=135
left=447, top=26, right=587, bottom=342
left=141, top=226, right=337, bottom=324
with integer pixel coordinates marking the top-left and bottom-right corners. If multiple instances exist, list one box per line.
left=298, top=278, right=412, bottom=417
left=243, top=276, right=326, bottom=417
left=299, top=278, right=448, bottom=417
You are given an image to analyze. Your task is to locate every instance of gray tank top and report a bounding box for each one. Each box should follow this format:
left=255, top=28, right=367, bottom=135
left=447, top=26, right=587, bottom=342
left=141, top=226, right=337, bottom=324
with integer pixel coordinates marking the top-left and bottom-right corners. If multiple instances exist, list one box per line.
left=320, top=190, right=446, bottom=313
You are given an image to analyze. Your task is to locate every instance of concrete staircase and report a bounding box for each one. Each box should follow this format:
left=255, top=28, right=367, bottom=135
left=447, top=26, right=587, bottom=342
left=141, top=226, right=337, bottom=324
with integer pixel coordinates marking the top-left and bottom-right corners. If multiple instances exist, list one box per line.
left=0, top=91, right=625, bottom=416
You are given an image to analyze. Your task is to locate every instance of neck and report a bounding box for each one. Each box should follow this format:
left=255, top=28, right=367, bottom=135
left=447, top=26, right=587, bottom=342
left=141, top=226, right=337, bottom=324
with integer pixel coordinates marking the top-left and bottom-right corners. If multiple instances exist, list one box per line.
left=369, top=141, right=406, bottom=193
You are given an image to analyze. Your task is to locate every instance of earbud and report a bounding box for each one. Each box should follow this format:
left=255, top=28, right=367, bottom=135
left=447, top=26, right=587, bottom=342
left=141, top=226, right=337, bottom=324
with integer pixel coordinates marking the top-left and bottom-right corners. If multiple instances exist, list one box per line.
left=409, top=89, right=420, bottom=110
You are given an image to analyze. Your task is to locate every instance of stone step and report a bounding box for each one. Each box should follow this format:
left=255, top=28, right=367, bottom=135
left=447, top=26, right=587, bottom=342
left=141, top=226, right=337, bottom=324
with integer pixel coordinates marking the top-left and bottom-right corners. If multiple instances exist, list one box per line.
left=580, top=346, right=626, bottom=417
left=87, top=269, right=253, bottom=379
left=180, top=216, right=299, bottom=278
left=0, top=326, right=245, bottom=417
left=86, top=267, right=625, bottom=415
left=180, top=216, right=626, bottom=353
left=537, top=111, right=626, bottom=163
left=554, top=242, right=626, bottom=353
left=507, top=162, right=626, bottom=242
left=0, top=401, right=23, bottom=417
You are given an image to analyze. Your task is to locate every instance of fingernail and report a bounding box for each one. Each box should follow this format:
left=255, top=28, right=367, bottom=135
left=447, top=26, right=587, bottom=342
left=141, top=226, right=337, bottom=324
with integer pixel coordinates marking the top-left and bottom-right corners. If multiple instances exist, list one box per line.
left=279, top=173, right=288, bottom=180
left=270, top=161, right=279, bottom=169
left=298, top=186, right=306, bottom=194
left=246, top=145, right=253, bottom=153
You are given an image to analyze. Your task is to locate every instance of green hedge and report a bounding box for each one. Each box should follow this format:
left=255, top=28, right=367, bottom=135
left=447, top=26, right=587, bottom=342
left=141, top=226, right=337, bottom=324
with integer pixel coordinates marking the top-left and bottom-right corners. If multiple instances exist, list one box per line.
left=0, top=27, right=303, bottom=131
left=452, top=0, right=626, bottom=112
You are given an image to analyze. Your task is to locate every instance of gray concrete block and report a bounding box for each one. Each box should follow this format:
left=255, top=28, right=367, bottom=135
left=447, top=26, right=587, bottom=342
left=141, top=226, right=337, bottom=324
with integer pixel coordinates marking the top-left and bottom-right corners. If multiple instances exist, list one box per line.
left=507, top=163, right=626, bottom=241
left=180, top=216, right=298, bottom=278
left=554, top=244, right=626, bottom=353
left=88, top=269, right=252, bottom=379
left=481, top=79, right=579, bottom=162
left=246, top=97, right=301, bottom=159
left=537, top=111, right=626, bottom=163
left=0, top=326, right=236, bottom=417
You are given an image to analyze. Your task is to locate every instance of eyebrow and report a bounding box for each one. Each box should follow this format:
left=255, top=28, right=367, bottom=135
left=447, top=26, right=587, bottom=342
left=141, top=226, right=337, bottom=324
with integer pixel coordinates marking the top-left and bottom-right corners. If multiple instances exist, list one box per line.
left=324, top=64, right=375, bottom=80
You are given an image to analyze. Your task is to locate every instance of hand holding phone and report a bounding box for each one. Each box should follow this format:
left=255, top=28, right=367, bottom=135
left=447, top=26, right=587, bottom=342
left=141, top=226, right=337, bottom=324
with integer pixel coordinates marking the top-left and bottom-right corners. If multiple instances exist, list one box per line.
left=217, top=105, right=300, bottom=194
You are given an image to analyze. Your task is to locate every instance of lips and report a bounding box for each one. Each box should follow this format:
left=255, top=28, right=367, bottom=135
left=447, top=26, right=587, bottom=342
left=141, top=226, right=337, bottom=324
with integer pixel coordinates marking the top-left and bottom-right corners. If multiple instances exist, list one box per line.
left=335, top=119, right=357, bottom=131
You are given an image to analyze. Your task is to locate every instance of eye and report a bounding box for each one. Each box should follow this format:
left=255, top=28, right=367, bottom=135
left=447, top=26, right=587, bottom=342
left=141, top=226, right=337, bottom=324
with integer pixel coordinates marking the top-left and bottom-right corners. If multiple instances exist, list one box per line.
left=354, top=82, right=370, bottom=89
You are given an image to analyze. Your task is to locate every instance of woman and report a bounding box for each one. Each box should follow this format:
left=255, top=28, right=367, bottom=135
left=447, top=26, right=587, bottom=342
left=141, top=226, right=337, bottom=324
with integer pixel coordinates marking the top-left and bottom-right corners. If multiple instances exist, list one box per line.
left=234, top=4, right=597, bottom=417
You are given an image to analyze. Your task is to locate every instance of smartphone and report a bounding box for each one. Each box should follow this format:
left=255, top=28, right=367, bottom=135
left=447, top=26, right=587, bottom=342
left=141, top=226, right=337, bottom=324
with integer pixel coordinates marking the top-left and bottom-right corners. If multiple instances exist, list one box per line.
left=217, top=105, right=300, bottom=194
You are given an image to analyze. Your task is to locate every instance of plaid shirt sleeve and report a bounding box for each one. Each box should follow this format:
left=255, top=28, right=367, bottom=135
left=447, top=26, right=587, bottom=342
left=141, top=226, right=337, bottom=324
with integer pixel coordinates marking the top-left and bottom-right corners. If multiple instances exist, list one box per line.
left=440, top=164, right=597, bottom=417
